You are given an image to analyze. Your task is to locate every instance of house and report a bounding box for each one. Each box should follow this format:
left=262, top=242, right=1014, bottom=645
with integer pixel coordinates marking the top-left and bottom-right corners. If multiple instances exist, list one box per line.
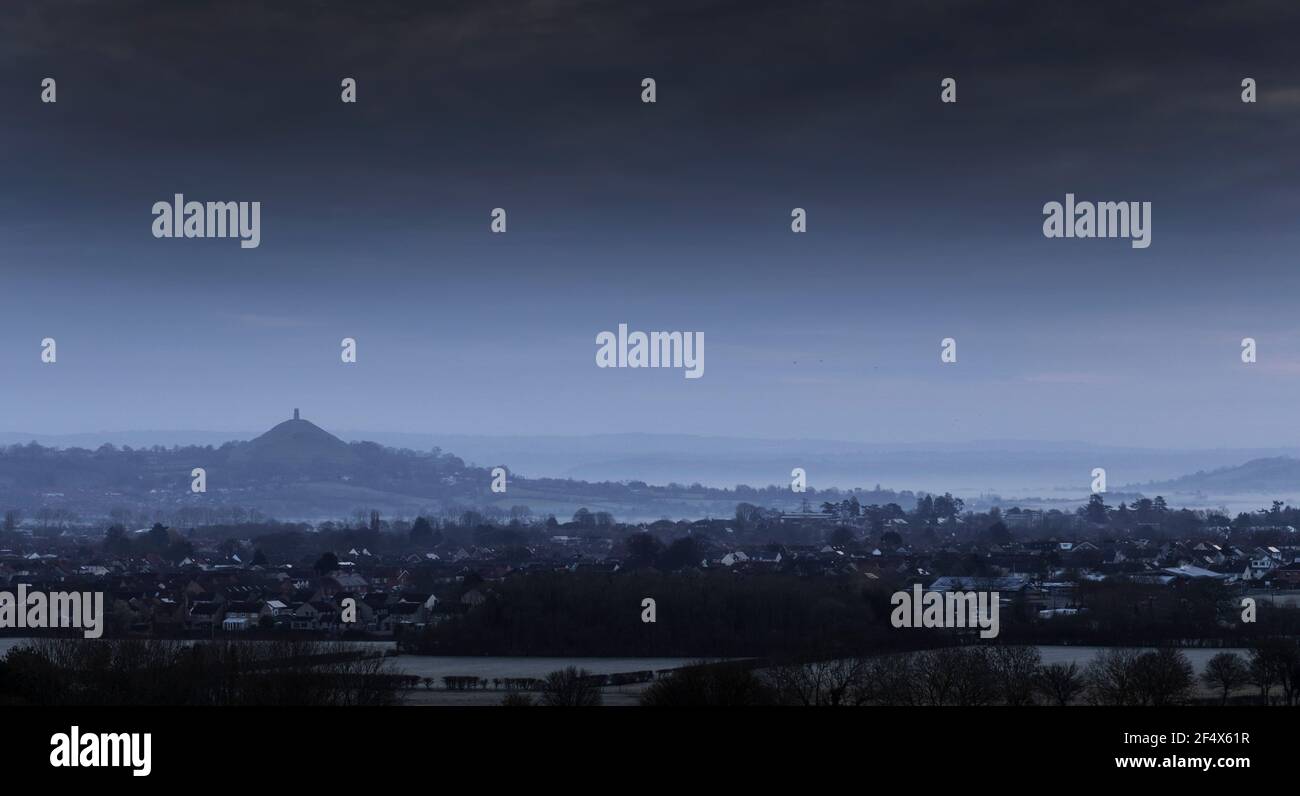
left=381, top=601, right=426, bottom=632
left=187, top=600, right=223, bottom=631
left=397, top=592, right=439, bottom=611
left=290, top=602, right=319, bottom=630
left=1254, top=546, right=1285, bottom=562
left=318, top=573, right=369, bottom=598
left=261, top=599, right=290, bottom=618
left=1193, top=542, right=1227, bottom=566
left=719, top=551, right=750, bottom=567
left=311, top=601, right=340, bottom=631
left=221, top=600, right=262, bottom=631
left=1161, top=564, right=1231, bottom=581
left=1243, top=557, right=1279, bottom=581
left=289, top=600, right=340, bottom=631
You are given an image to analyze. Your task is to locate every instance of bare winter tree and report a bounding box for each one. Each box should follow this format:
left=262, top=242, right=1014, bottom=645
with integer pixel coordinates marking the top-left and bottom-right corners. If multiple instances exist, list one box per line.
left=1201, top=652, right=1249, bottom=706
left=767, top=658, right=870, bottom=706
left=990, top=646, right=1042, bottom=706
left=538, top=666, right=603, bottom=707
left=1132, top=648, right=1194, bottom=706
left=1085, top=648, right=1143, bottom=706
left=860, top=653, right=920, bottom=706
left=1035, top=662, right=1086, bottom=706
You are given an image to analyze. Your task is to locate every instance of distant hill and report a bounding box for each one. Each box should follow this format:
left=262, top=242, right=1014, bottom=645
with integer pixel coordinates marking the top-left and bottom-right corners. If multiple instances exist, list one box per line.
left=228, top=411, right=357, bottom=470
left=9, top=426, right=1300, bottom=498
left=0, top=411, right=886, bottom=522
left=1135, top=456, right=1300, bottom=494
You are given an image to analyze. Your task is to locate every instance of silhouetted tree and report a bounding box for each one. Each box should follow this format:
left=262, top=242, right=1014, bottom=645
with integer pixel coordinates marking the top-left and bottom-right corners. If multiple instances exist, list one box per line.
left=1035, top=662, right=1086, bottom=706
left=1083, top=493, right=1109, bottom=525
left=624, top=533, right=663, bottom=569
left=314, top=551, right=339, bottom=575
left=658, top=536, right=704, bottom=571
left=1133, top=648, right=1194, bottom=706
left=642, top=662, right=776, bottom=706
left=1201, top=652, right=1248, bottom=705
left=410, top=516, right=435, bottom=544
left=539, top=667, right=602, bottom=706
left=104, top=524, right=131, bottom=555
left=991, top=646, right=1041, bottom=706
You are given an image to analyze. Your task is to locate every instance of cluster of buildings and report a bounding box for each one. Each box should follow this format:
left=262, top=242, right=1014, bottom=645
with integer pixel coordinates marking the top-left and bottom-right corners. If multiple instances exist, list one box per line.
left=1, top=517, right=1299, bottom=638
left=0, top=544, right=477, bottom=637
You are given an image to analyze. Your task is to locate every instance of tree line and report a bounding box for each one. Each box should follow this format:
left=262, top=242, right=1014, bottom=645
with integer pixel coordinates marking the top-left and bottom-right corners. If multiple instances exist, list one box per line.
left=639, top=642, right=1300, bottom=706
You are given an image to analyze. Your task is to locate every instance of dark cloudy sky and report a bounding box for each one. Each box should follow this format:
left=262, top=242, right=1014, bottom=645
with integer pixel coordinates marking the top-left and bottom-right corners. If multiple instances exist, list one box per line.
left=1, top=0, right=1299, bottom=447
